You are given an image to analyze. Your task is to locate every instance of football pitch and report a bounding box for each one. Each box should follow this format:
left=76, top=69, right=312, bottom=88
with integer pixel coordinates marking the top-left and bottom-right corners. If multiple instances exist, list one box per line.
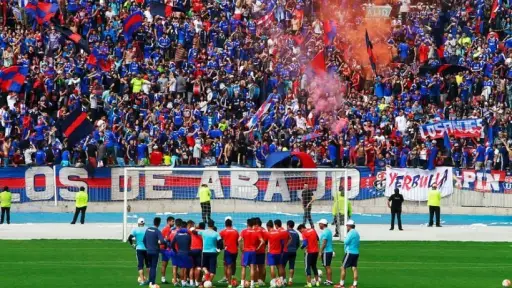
left=1, top=240, right=511, bottom=288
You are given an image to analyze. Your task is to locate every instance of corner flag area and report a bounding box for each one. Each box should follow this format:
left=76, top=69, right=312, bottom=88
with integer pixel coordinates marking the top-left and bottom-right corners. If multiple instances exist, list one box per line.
left=1, top=240, right=511, bottom=288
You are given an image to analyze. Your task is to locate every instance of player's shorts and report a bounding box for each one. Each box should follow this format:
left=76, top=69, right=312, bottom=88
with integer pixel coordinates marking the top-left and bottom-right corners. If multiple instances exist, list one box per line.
left=305, top=252, right=319, bottom=276
left=322, top=252, right=333, bottom=267
left=201, top=252, right=218, bottom=274
left=342, top=253, right=359, bottom=268
left=282, top=251, right=297, bottom=269
left=190, top=249, right=202, bottom=267
left=267, top=253, right=281, bottom=266
left=255, top=253, right=265, bottom=265
left=224, top=251, right=238, bottom=266
left=242, top=251, right=257, bottom=267
left=136, top=250, right=150, bottom=270
left=175, top=253, right=193, bottom=269
left=160, top=249, right=172, bottom=262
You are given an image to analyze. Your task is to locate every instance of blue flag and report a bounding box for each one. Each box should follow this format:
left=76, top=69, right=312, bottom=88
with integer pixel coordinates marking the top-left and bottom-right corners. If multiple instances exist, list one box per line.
left=443, top=131, right=451, bottom=150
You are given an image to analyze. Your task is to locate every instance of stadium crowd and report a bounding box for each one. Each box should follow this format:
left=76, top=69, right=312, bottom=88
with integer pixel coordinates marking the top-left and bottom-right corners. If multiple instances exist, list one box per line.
left=1, top=0, right=512, bottom=171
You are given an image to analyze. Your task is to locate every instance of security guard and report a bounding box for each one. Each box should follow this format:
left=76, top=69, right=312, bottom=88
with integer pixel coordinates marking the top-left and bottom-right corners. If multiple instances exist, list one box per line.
left=332, top=189, right=352, bottom=237
left=388, top=188, right=404, bottom=230
left=0, top=186, right=12, bottom=224
left=427, top=183, right=442, bottom=227
left=199, top=184, right=212, bottom=223
left=71, top=186, right=88, bottom=224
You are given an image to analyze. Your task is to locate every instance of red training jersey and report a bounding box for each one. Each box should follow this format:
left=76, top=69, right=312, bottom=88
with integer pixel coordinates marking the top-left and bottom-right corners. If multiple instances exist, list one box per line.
left=277, top=227, right=290, bottom=252
left=220, top=227, right=239, bottom=254
left=267, top=229, right=285, bottom=254
left=190, top=229, right=203, bottom=250
left=301, top=228, right=319, bottom=253
left=160, top=226, right=172, bottom=250
left=240, top=228, right=262, bottom=252
left=254, top=226, right=267, bottom=254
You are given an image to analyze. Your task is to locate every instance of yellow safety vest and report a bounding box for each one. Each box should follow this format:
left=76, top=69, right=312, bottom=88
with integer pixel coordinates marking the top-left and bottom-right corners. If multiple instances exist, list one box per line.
left=199, top=187, right=211, bottom=203
left=0, top=191, right=12, bottom=208
left=75, top=191, right=88, bottom=208
left=332, top=192, right=352, bottom=216
left=427, top=189, right=441, bottom=207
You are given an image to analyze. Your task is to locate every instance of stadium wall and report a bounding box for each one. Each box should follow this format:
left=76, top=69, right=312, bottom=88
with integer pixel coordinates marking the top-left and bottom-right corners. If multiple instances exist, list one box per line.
left=2, top=166, right=512, bottom=215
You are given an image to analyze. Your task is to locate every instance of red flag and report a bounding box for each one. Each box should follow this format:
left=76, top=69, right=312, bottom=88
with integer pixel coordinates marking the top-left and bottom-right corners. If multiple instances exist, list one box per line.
left=309, top=51, right=326, bottom=74
left=292, top=35, right=304, bottom=45
left=491, top=0, right=499, bottom=20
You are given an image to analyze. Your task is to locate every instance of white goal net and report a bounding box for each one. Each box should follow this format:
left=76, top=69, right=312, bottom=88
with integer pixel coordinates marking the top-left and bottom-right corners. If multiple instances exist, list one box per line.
left=122, top=168, right=354, bottom=241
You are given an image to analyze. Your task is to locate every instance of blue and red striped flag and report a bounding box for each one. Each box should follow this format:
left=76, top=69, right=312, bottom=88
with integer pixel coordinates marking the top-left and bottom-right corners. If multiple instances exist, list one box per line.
left=53, top=24, right=91, bottom=54
left=365, top=29, right=377, bottom=74
left=323, top=20, right=337, bottom=44
left=62, top=108, right=94, bottom=146
left=87, top=49, right=113, bottom=72
left=149, top=2, right=185, bottom=17
left=24, top=1, right=59, bottom=25
left=0, top=66, right=29, bottom=92
left=123, top=11, right=144, bottom=42
left=246, top=95, right=277, bottom=129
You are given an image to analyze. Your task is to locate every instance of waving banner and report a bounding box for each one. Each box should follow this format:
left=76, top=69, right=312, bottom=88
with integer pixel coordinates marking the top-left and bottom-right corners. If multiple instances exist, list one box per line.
left=385, top=167, right=453, bottom=201
left=419, top=119, right=483, bottom=139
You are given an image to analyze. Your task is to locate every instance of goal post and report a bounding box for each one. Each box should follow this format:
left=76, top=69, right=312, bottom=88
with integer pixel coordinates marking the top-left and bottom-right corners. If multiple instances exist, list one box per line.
left=122, top=167, right=352, bottom=241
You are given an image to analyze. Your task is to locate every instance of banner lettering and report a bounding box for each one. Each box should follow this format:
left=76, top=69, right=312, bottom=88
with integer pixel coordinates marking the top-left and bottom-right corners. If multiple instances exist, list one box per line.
left=385, top=167, right=453, bottom=201
left=1, top=166, right=510, bottom=203
left=419, top=119, right=483, bottom=139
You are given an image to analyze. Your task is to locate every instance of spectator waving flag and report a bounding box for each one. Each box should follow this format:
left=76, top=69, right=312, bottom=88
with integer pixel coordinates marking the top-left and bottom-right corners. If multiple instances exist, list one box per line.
left=53, top=24, right=91, bottom=54
left=365, top=29, right=377, bottom=74
left=0, top=66, right=29, bottom=92
left=62, top=108, right=94, bottom=146
left=24, top=1, right=59, bottom=25
left=323, top=20, right=337, bottom=44
left=123, top=11, right=144, bottom=42
left=246, top=95, right=277, bottom=129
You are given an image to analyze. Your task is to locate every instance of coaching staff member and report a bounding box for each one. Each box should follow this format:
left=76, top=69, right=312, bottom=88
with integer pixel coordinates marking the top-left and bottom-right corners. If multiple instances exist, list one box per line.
left=143, top=217, right=166, bottom=286
left=0, top=186, right=11, bottom=224
left=128, top=217, right=149, bottom=285
left=339, top=220, right=360, bottom=288
left=199, top=184, right=212, bottom=223
left=388, top=188, right=404, bottom=230
left=427, top=183, right=442, bottom=227
left=71, top=187, right=88, bottom=224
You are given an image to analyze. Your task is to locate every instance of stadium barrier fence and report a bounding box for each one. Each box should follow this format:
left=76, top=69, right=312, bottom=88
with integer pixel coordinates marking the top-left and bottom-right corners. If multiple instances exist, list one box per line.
left=2, top=165, right=511, bottom=236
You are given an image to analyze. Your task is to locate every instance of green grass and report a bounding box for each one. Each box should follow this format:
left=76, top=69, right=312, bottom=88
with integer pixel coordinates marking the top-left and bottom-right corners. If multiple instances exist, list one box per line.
left=0, top=240, right=511, bottom=288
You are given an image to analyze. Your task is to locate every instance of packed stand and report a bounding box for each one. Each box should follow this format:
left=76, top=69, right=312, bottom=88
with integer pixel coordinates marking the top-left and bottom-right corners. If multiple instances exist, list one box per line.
left=0, top=0, right=511, bottom=171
